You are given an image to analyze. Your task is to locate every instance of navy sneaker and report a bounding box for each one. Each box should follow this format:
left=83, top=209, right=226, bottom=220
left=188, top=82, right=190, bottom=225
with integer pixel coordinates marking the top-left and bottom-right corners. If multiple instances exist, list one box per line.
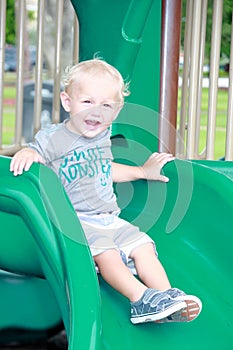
left=130, top=288, right=186, bottom=324
left=166, top=288, right=186, bottom=298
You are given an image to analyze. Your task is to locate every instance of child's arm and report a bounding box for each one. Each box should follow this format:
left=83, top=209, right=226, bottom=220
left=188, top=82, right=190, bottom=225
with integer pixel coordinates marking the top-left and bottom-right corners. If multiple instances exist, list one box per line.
left=10, top=148, right=45, bottom=176
left=112, top=152, right=175, bottom=183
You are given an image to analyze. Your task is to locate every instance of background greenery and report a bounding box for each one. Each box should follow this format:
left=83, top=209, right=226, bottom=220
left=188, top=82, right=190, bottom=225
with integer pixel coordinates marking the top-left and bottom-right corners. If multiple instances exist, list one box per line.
left=4, top=76, right=228, bottom=159
left=177, top=87, right=228, bottom=159
left=3, top=1, right=231, bottom=159
left=6, top=0, right=15, bottom=44
left=181, top=0, right=233, bottom=64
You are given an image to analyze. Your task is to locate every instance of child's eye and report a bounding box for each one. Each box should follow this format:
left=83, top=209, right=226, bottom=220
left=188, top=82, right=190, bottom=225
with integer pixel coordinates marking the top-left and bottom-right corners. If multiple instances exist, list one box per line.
left=102, top=103, right=112, bottom=109
left=82, top=99, right=91, bottom=104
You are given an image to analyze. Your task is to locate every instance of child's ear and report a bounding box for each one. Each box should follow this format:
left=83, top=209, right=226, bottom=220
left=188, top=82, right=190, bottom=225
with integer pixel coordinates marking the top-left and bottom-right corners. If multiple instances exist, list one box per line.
left=60, top=91, right=71, bottom=112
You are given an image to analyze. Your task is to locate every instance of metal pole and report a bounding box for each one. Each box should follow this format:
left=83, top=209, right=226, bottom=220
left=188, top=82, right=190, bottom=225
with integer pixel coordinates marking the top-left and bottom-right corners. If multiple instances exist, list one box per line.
left=225, top=10, right=233, bottom=160
left=159, top=0, right=182, bottom=154
left=194, top=0, right=208, bottom=158
left=177, top=0, right=192, bottom=157
left=15, top=0, right=26, bottom=146
left=0, top=0, right=6, bottom=148
left=206, top=0, right=223, bottom=159
left=73, top=13, right=79, bottom=65
left=186, top=0, right=202, bottom=159
left=34, top=0, right=45, bottom=135
left=52, top=0, right=63, bottom=124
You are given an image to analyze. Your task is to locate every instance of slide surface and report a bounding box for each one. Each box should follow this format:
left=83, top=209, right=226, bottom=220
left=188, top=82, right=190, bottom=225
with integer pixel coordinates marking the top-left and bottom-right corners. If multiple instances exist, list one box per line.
left=0, top=155, right=233, bottom=349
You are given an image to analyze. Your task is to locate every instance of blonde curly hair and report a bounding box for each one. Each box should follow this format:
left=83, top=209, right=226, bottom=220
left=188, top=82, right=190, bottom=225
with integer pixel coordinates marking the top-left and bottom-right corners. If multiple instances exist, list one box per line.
left=62, top=58, right=130, bottom=103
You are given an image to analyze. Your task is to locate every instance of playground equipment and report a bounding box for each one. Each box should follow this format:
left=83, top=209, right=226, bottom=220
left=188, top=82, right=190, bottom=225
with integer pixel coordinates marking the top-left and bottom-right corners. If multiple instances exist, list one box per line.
left=1, top=153, right=233, bottom=349
left=0, top=0, right=233, bottom=349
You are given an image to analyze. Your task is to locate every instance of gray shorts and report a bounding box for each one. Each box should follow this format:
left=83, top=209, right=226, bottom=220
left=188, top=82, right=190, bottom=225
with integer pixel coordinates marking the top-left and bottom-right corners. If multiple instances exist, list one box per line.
left=77, top=213, right=157, bottom=273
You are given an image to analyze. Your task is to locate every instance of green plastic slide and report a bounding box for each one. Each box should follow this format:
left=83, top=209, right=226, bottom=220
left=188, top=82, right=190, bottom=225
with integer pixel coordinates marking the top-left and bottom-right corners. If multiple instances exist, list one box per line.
left=0, top=155, right=102, bottom=349
left=0, top=155, right=233, bottom=349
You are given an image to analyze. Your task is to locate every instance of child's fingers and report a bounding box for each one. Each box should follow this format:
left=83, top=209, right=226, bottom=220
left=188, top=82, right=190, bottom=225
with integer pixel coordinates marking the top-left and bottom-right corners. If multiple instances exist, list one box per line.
left=10, top=150, right=45, bottom=176
left=148, top=152, right=175, bottom=168
left=158, top=174, right=170, bottom=183
left=13, top=158, right=28, bottom=175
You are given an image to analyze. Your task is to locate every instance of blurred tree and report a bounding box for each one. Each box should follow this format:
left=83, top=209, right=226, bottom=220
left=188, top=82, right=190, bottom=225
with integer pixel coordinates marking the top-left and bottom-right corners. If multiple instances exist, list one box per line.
left=221, top=0, right=233, bottom=59
left=181, top=0, right=233, bottom=63
left=44, top=0, right=75, bottom=77
left=6, top=0, right=16, bottom=44
left=5, top=0, right=75, bottom=75
left=206, top=0, right=233, bottom=61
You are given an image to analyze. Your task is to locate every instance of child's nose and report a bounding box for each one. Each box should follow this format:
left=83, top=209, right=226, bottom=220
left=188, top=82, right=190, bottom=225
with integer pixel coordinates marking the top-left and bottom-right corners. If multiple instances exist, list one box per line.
left=90, top=105, right=101, bottom=117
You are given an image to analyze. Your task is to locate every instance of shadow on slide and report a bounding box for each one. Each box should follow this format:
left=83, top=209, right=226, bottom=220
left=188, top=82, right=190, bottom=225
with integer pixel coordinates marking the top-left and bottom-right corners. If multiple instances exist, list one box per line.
left=0, top=155, right=233, bottom=349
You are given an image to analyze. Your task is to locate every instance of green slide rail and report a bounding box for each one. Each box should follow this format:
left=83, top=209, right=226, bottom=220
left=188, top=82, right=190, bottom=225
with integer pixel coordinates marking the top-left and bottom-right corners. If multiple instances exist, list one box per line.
left=0, top=156, right=102, bottom=349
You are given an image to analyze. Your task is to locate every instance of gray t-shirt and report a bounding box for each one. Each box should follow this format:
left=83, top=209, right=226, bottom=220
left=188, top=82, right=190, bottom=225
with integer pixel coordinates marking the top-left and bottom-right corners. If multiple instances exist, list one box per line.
left=29, top=120, right=120, bottom=215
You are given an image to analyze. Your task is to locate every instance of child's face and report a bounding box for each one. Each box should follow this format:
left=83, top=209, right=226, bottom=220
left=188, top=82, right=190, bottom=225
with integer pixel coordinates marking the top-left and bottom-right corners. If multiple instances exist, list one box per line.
left=60, top=74, right=123, bottom=138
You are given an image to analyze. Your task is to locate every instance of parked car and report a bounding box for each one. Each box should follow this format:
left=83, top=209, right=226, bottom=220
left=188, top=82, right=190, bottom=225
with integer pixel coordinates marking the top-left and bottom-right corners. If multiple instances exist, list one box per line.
left=4, top=45, right=45, bottom=72
left=4, top=45, right=17, bottom=72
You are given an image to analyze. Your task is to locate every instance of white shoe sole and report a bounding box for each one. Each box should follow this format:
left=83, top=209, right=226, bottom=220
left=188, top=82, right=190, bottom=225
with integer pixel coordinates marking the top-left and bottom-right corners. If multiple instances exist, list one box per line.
left=131, top=300, right=187, bottom=325
left=156, top=295, right=202, bottom=323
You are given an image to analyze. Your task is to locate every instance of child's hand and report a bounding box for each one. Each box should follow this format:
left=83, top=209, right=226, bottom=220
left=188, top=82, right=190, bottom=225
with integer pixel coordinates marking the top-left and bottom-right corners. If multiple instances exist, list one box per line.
left=10, top=148, right=45, bottom=176
left=141, top=152, right=175, bottom=182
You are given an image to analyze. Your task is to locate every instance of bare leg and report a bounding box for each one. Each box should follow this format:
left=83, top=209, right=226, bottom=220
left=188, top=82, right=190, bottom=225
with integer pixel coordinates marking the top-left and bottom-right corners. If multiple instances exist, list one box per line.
left=130, top=243, right=171, bottom=291
left=95, top=245, right=201, bottom=324
left=130, top=243, right=202, bottom=323
left=94, top=249, right=148, bottom=302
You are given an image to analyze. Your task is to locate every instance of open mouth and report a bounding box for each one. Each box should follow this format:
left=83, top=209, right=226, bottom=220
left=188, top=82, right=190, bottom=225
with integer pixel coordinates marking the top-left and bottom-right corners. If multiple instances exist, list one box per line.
left=85, top=119, right=101, bottom=130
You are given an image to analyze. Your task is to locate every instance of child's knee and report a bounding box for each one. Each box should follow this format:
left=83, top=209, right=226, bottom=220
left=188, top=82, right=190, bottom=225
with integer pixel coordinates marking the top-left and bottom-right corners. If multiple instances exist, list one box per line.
left=94, top=248, right=119, bottom=264
left=130, top=242, right=156, bottom=259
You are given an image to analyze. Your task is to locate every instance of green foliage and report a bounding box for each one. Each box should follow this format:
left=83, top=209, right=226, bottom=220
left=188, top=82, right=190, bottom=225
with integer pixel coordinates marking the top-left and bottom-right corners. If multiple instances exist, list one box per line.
left=6, top=0, right=16, bottom=44
left=221, top=0, right=233, bottom=58
left=181, top=0, right=233, bottom=63
left=177, top=87, right=228, bottom=159
left=206, top=0, right=233, bottom=61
